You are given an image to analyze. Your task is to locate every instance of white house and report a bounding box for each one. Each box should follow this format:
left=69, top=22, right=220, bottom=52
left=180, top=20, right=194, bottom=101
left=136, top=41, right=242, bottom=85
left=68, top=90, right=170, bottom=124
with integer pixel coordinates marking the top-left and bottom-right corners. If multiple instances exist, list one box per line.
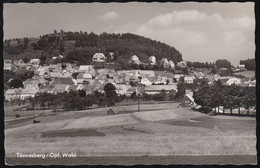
left=140, top=76, right=152, bottom=86
left=92, top=53, right=106, bottom=62
left=115, top=84, right=128, bottom=95
left=184, top=76, right=195, bottom=84
left=5, top=89, right=21, bottom=101
left=160, top=58, right=169, bottom=68
left=29, top=58, right=40, bottom=65
left=226, top=77, right=241, bottom=85
left=238, top=64, right=246, bottom=71
left=20, top=88, right=38, bottom=100
left=4, top=63, right=13, bottom=70
left=130, top=55, right=141, bottom=65
left=149, top=56, right=156, bottom=65
left=168, top=60, right=175, bottom=69
left=144, top=84, right=177, bottom=95
left=13, top=59, right=25, bottom=66
left=177, top=61, right=187, bottom=68
left=174, top=74, right=184, bottom=81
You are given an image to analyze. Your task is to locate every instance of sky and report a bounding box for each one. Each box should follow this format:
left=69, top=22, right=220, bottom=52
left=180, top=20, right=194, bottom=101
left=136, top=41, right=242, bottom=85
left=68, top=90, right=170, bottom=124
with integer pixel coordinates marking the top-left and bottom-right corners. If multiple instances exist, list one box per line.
left=3, top=2, right=255, bottom=66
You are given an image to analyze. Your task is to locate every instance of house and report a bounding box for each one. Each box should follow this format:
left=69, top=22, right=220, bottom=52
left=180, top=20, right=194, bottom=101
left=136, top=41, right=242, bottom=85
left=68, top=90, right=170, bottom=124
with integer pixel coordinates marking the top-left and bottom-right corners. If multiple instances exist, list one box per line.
left=154, top=71, right=175, bottom=80
left=238, top=64, right=246, bottom=71
left=144, top=84, right=177, bottom=95
left=85, top=80, right=106, bottom=94
left=218, top=76, right=230, bottom=85
left=13, top=59, right=25, bottom=66
left=149, top=56, right=156, bottom=65
left=160, top=58, right=169, bottom=68
left=138, top=70, right=155, bottom=77
left=23, top=79, right=40, bottom=90
left=184, top=76, right=195, bottom=84
left=140, top=76, right=152, bottom=86
left=249, top=80, right=256, bottom=87
left=52, top=85, right=70, bottom=94
left=177, top=61, right=187, bottom=68
left=51, top=77, right=76, bottom=85
left=4, top=89, right=21, bottom=101
left=92, top=53, right=106, bottom=62
left=29, top=58, right=40, bottom=65
left=76, top=73, right=92, bottom=84
left=78, top=65, right=95, bottom=75
left=4, top=59, right=12, bottom=64
left=173, top=74, right=184, bottom=82
left=153, top=76, right=168, bottom=84
left=193, top=72, right=205, bottom=79
left=180, top=91, right=195, bottom=107
left=130, top=55, right=141, bottom=65
left=114, top=84, right=128, bottom=95
left=49, top=72, right=62, bottom=79
left=107, top=109, right=115, bottom=115
left=226, top=77, right=241, bottom=86
left=68, top=85, right=84, bottom=92
left=20, top=88, right=38, bottom=100
left=168, top=60, right=175, bottom=69
left=4, top=63, right=13, bottom=71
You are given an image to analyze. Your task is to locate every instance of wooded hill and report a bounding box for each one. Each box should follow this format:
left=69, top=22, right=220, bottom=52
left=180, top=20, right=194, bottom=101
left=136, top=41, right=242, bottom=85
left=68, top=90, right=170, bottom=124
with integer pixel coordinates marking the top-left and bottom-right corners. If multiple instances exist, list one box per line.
left=3, top=31, right=183, bottom=65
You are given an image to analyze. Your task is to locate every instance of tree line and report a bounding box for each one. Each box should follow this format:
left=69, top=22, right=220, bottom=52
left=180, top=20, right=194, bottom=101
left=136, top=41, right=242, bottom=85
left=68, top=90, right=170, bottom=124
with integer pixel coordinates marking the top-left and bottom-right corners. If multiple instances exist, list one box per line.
left=240, top=58, right=255, bottom=70
left=193, top=80, right=256, bottom=115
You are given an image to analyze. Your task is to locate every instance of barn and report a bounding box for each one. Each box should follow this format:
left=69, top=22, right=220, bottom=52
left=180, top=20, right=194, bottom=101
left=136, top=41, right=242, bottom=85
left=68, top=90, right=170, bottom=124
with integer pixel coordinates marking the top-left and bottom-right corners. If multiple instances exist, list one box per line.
left=180, top=92, right=195, bottom=107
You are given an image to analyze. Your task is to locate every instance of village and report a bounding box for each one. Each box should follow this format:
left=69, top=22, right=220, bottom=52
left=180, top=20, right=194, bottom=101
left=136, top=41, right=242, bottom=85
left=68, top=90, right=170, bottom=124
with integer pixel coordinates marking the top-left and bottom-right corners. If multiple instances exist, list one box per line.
left=4, top=52, right=256, bottom=110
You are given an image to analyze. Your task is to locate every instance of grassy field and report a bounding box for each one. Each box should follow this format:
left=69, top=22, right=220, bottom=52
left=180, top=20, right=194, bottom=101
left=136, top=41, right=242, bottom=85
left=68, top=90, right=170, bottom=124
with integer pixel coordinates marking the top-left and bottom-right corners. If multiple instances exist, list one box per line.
left=4, top=103, right=256, bottom=165
left=234, top=70, right=255, bottom=78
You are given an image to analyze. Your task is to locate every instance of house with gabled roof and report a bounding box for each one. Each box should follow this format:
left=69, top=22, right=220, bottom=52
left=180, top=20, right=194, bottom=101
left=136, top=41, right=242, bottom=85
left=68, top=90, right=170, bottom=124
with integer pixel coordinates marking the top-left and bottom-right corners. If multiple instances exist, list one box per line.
left=226, top=77, right=241, bottom=86
left=93, top=53, right=106, bottom=62
left=149, top=56, right=156, bottom=65
left=139, top=70, right=155, bottom=77
left=76, top=73, right=92, bottom=84
left=29, top=58, right=40, bottom=65
left=5, top=89, right=21, bottom=101
left=180, top=91, right=195, bottom=107
left=13, top=59, right=25, bottom=67
left=20, top=88, right=38, bottom=100
left=130, top=55, right=141, bottom=65
left=68, top=85, right=84, bottom=92
left=140, top=76, right=153, bottom=86
left=144, top=84, right=177, bottom=95
left=4, top=63, right=13, bottom=71
left=51, top=77, right=76, bottom=85
left=184, top=76, right=195, bottom=84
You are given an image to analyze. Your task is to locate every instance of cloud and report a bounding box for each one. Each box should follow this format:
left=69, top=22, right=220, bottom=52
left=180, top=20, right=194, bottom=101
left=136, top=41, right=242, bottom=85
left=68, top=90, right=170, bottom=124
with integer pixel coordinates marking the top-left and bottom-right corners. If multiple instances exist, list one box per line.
left=98, top=11, right=119, bottom=21
left=134, top=10, right=255, bottom=65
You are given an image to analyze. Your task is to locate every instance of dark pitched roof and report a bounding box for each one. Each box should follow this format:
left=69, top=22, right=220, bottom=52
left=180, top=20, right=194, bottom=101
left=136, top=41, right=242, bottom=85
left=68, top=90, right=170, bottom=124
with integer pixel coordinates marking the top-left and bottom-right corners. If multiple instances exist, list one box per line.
left=51, top=77, right=75, bottom=85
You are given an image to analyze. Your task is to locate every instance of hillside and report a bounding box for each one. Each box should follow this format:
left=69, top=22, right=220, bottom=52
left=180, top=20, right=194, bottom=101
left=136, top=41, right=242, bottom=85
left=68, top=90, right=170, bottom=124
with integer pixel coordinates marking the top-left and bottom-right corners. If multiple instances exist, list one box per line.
left=3, top=31, right=182, bottom=65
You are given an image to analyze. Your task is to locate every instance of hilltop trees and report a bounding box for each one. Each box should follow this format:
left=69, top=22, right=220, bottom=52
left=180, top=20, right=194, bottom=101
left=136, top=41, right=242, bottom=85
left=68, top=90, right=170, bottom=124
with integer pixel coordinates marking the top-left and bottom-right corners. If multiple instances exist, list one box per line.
left=215, top=59, right=232, bottom=69
left=4, top=31, right=183, bottom=65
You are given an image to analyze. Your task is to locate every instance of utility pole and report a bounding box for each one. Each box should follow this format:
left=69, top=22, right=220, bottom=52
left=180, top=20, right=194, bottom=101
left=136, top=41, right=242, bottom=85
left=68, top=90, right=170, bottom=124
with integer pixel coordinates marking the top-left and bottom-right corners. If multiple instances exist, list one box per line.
left=138, top=90, right=140, bottom=112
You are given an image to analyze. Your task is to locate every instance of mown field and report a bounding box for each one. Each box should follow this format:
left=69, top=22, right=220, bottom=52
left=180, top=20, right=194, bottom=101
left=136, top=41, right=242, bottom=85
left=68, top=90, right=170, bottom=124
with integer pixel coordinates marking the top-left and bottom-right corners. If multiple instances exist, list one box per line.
left=234, top=70, right=255, bottom=78
left=4, top=103, right=256, bottom=165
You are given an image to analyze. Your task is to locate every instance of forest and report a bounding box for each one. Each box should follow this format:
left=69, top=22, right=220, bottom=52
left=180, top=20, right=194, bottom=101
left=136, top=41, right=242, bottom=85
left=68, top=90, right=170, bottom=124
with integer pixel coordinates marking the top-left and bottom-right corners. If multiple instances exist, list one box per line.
left=4, top=31, right=183, bottom=65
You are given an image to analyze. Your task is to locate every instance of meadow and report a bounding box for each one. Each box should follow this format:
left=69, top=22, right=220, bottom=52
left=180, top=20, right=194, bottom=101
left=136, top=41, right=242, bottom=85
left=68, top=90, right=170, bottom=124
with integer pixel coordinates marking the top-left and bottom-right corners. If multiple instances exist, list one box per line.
left=4, top=103, right=256, bottom=165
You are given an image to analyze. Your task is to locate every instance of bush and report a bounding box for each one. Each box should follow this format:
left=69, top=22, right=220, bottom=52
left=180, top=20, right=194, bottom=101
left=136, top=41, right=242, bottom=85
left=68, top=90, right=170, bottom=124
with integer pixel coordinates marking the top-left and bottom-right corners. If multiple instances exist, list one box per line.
left=15, top=114, right=20, bottom=118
